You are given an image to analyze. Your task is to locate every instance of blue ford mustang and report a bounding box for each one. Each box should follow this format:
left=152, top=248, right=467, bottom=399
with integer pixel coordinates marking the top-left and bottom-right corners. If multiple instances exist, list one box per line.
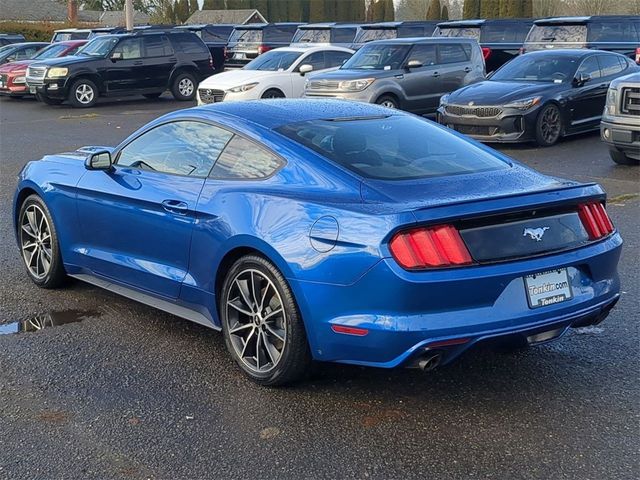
left=13, top=100, right=621, bottom=385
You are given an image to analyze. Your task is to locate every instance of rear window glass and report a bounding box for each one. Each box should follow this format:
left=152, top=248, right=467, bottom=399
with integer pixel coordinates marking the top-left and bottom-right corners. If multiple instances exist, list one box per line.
left=587, top=21, right=640, bottom=42
left=276, top=116, right=508, bottom=181
left=356, top=28, right=398, bottom=44
left=331, top=27, right=356, bottom=43
left=480, top=23, right=531, bottom=43
left=438, top=43, right=470, bottom=64
left=202, top=26, right=234, bottom=42
left=292, top=28, right=331, bottom=44
left=264, top=26, right=297, bottom=42
left=435, top=27, right=480, bottom=40
left=526, top=25, right=587, bottom=43
left=172, top=33, right=208, bottom=54
left=229, top=29, right=262, bottom=44
left=397, top=25, right=427, bottom=37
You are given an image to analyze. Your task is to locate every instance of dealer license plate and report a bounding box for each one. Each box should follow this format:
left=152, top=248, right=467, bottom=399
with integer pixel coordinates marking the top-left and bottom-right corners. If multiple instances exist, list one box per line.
left=233, top=53, right=246, bottom=59
left=524, top=268, right=573, bottom=309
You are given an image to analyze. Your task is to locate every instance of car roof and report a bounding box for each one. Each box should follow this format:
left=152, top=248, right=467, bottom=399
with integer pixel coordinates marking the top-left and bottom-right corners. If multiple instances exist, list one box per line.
left=189, top=99, right=401, bottom=130
left=3, top=42, right=48, bottom=48
left=534, top=15, right=639, bottom=25
left=274, top=46, right=353, bottom=53
left=523, top=48, right=615, bottom=59
left=177, top=24, right=236, bottom=29
left=367, top=37, right=477, bottom=45
left=438, top=18, right=533, bottom=27
left=235, top=23, right=305, bottom=30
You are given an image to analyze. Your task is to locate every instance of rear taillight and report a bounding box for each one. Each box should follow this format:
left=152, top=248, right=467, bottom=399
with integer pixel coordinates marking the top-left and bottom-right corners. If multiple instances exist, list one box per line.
left=635, top=47, right=640, bottom=64
left=257, top=44, right=271, bottom=54
left=481, top=47, right=491, bottom=60
left=389, top=225, right=473, bottom=270
left=519, top=47, right=526, bottom=55
left=578, top=202, right=614, bottom=240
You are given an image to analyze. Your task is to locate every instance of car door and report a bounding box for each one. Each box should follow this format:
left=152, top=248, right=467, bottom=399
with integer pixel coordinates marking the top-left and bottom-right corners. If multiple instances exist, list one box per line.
left=567, top=55, right=605, bottom=129
left=75, top=120, right=233, bottom=298
left=141, top=35, right=175, bottom=90
left=398, top=43, right=440, bottom=113
left=291, top=51, right=326, bottom=96
left=105, top=37, right=146, bottom=93
left=437, top=43, right=474, bottom=94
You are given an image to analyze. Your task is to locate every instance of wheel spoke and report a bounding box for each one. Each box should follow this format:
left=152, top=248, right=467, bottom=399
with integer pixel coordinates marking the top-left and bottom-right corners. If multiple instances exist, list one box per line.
left=39, top=248, right=50, bottom=273
left=262, top=331, right=277, bottom=365
left=229, top=322, right=253, bottom=335
left=22, top=241, right=37, bottom=251
left=235, top=278, right=254, bottom=311
left=227, top=298, right=253, bottom=317
left=250, top=272, right=260, bottom=311
left=240, top=327, right=256, bottom=358
left=263, top=307, right=283, bottom=322
left=26, top=209, right=38, bottom=235
left=255, top=330, right=262, bottom=370
left=265, top=323, right=285, bottom=343
left=259, top=281, right=271, bottom=312
left=21, top=224, right=37, bottom=238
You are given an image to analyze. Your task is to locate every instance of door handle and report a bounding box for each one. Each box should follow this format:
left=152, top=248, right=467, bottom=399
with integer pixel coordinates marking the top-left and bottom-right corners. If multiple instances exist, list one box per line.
left=133, top=61, right=143, bottom=66
left=464, top=67, right=471, bottom=72
left=432, top=71, right=440, bottom=77
left=161, top=199, right=188, bottom=214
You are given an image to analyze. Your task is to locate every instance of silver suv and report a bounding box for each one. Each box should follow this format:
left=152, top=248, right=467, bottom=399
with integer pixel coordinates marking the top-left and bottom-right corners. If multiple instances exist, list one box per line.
left=601, top=71, right=640, bottom=165
left=303, top=37, right=485, bottom=114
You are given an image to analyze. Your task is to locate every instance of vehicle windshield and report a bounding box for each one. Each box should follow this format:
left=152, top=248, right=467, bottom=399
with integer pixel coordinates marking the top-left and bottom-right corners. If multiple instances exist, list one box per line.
left=292, top=29, right=331, bottom=44
left=277, top=116, right=508, bottom=181
left=435, top=27, right=481, bottom=40
left=244, top=50, right=302, bottom=71
left=76, top=37, right=119, bottom=57
left=491, top=54, right=579, bottom=82
left=229, top=29, right=262, bottom=43
left=526, top=25, right=587, bottom=43
left=355, top=28, right=398, bottom=44
left=0, top=44, right=15, bottom=55
left=342, top=44, right=410, bottom=70
left=33, top=44, right=68, bottom=59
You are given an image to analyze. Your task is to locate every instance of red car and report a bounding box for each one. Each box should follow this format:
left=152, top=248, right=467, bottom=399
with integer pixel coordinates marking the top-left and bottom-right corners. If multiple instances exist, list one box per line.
left=0, top=40, right=86, bottom=97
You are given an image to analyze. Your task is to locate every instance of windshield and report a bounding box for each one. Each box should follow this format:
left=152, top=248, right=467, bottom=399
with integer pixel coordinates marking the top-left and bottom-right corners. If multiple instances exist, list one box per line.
left=0, top=44, right=14, bottom=55
left=292, top=29, right=331, bottom=44
left=435, top=27, right=481, bottom=40
left=342, top=44, right=410, bottom=70
left=77, top=37, right=118, bottom=57
left=526, top=25, right=587, bottom=43
left=229, top=29, right=262, bottom=44
left=491, top=54, right=579, bottom=83
left=33, top=44, right=68, bottom=59
left=277, top=116, right=508, bottom=180
left=244, top=50, right=302, bottom=71
left=356, top=28, right=398, bottom=44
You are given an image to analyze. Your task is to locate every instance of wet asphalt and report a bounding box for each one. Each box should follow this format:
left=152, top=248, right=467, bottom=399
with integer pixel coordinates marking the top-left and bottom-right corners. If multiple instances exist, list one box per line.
left=0, top=95, right=638, bottom=480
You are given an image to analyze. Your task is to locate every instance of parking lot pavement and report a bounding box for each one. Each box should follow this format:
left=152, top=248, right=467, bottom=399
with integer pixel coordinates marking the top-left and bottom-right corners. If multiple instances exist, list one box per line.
left=1, top=96, right=638, bottom=480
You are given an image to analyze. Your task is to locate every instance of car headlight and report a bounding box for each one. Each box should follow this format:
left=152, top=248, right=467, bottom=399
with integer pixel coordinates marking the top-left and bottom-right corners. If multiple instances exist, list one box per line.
left=439, top=93, right=450, bottom=106
left=338, top=78, right=375, bottom=92
left=228, top=82, right=258, bottom=93
left=13, top=76, right=26, bottom=84
left=605, top=88, right=617, bottom=115
left=504, top=96, right=542, bottom=110
left=46, top=67, right=68, bottom=78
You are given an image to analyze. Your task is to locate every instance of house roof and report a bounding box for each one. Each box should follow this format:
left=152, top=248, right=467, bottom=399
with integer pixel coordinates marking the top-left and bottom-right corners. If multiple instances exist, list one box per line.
left=0, top=0, right=100, bottom=22
left=186, top=9, right=266, bottom=26
left=99, top=10, right=151, bottom=27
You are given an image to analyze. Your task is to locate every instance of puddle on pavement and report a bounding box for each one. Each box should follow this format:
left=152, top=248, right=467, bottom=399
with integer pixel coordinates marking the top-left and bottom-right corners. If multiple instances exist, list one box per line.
left=0, top=310, right=100, bottom=335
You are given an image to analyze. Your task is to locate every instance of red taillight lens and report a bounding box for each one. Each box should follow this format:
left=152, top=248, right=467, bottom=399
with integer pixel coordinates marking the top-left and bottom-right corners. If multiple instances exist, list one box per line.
left=578, top=202, right=614, bottom=240
left=481, top=47, right=491, bottom=60
left=635, top=47, right=640, bottom=64
left=519, top=47, right=525, bottom=55
left=389, top=225, right=473, bottom=269
left=258, top=45, right=271, bottom=54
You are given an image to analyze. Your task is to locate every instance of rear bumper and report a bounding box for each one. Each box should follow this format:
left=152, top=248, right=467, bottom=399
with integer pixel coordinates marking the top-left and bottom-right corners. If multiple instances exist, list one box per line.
left=600, top=119, right=640, bottom=160
left=292, top=232, right=622, bottom=368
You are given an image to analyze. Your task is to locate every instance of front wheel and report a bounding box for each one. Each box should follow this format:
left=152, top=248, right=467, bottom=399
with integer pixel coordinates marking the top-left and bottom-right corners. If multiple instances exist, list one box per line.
left=534, top=103, right=562, bottom=146
left=261, top=89, right=285, bottom=99
left=171, top=72, right=196, bottom=101
left=376, top=95, right=399, bottom=109
left=18, top=194, right=66, bottom=288
left=68, top=78, right=98, bottom=108
left=220, top=255, right=311, bottom=386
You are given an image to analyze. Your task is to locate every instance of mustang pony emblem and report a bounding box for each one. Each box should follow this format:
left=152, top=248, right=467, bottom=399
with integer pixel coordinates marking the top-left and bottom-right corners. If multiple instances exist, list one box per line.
left=523, top=227, right=550, bottom=242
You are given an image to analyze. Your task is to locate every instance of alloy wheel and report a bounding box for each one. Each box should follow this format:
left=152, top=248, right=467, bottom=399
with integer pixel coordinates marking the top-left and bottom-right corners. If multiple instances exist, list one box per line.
left=540, top=106, right=561, bottom=144
left=178, top=78, right=194, bottom=97
left=75, top=83, right=94, bottom=104
left=226, top=269, right=287, bottom=374
left=20, top=204, right=52, bottom=280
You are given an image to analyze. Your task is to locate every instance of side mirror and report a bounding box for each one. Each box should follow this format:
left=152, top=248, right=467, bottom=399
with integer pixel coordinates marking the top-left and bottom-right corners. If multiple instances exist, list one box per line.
left=299, top=64, right=313, bottom=75
left=85, top=150, right=113, bottom=171
left=574, top=72, right=590, bottom=86
left=110, top=51, right=123, bottom=61
left=406, top=59, right=423, bottom=69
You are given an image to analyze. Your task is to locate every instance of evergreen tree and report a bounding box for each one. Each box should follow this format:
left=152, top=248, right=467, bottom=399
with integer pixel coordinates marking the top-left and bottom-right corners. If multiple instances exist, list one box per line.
left=188, top=0, right=198, bottom=14
left=174, top=0, right=190, bottom=23
left=309, top=0, right=325, bottom=21
left=227, top=0, right=249, bottom=9
left=287, top=0, right=303, bottom=21
left=426, top=0, right=441, bottom=20
left=521, top=0, right=533, bottom=17
left=336, top=0, right=352, bottom=21
left=202, top=0, right=226, bottom=9
left=463, top=0, right=480, bottom=19
left=352, top=0, right=365, bottom=21
left=441, top=4, right=448, bottom=19
left=252, top=0, right=269, bottom=20
left=383, top=0, right=394, bottom=20
left=371, top=0, right=385, bottom=21
left=480, top=0, right=499, bottom=19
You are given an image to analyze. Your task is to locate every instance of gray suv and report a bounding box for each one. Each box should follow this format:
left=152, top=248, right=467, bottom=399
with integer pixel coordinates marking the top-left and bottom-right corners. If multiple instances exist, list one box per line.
left=601, top=71, right=640, bottom=165
left=303, top=37, right=484, bottom=114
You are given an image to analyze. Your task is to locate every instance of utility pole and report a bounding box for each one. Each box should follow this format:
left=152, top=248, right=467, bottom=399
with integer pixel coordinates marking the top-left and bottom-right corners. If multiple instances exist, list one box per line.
left=125, top=0, right=134, bottom=31
left=67, top=0, right=78, bottom=24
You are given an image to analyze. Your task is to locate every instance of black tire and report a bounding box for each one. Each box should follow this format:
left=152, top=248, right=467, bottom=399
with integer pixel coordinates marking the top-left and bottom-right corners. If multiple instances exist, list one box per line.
left=534, top=103, right=562, bottom=146
left=261, top=89, right=285, bottom=99
left=18, top=194, right=66, bottom=289
left=609, top=147, right=638, bottom=166
left=143, top=92, right=163, bottom=100
left=8, top=95, right=24, bottom=99
left=35, top=93, right=63, bottom=105
left=68, top=78, right=98, bottom=108
left=220, top=255, right=312, bottom=386
left=376, top=94, right=399, bottom=109
left=170, top=72, right=197, bottom=101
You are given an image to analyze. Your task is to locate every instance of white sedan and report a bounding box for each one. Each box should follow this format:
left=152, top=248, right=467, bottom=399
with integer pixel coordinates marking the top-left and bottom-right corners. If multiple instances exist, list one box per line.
left=196, top=46, right=353, bottom=105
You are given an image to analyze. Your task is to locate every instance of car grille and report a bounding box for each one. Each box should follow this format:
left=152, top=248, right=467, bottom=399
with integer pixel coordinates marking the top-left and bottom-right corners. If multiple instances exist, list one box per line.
left=621, top=87, right=640, bottom=115
left=307, top=79, right=340, bottom=91
left=199, top=88, right=225, bottom=104
left=445, top=104, right=502, bottom=118
left=26, top=66, right=46, bottom=86
left=0, top=74, right=7, bottom=86
left=451, top=124, right=500, bottom=136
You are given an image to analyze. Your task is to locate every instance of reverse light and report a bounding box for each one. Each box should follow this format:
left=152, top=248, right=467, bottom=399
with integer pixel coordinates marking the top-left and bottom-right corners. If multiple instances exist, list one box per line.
left=578, top=202, right=614, bottom=240
left=481, top=47, right=491, bottom=60
left=389, top=225, right=473, bottom=270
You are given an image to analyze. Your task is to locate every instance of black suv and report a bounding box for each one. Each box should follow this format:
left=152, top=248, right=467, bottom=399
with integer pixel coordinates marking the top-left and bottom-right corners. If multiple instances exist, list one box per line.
left=27, top=30, right=214, bottom=107
left=176, top=24, right=235, bottom=73
left=0, top=33, right=26, bottom=46
left=434, top=19, right=533, bottom=72
left=523, top=16, right=640, bottom=62
left=225, top=23, right=303, bottom=68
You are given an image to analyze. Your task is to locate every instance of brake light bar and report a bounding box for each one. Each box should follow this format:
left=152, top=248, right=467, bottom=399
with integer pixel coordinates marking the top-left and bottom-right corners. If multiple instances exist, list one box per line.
left=578, top=202, right=614, bottom=240
left=389, top=225, right=473, bottom=269
left=481, top=47, right=491, bottom=60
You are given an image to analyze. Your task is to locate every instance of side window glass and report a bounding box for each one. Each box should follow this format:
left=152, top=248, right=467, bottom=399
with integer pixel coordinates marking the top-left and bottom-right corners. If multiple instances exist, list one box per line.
left=209, top=136, right=283, bottom=180
left=576, top=56, right=602, bottom=80
left=438, top=43, right=469, bottom=64
left=144, top=35, right=173, bottom=57
left=112, top=38, right=143, bottom=59
left=325, top=51, right=351, bottom=67
left=407, top=44, right=437, bottom=66
left=597, top=55, right=623, bottom=77
left=301, top=51, right=325, bottom=70
left=117, top=121, right=233, bottom=177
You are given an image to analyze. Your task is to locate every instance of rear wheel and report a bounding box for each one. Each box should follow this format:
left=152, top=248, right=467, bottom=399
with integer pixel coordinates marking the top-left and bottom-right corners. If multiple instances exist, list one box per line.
left=261, top=89, right=285, bottom=99
left=220, top=255, right=311, bottom=386
left=18, top=195, right=66, bottom=288
left=171, top=72, right=196, bottom=101
left=376, top=94, right=398, bottom=109
left=35, top=93, right=63, bottom=105
left=68, top=78, right=98, bottom=108
left=609, top=148, right=638, bottom=165
left=535, top=103, right=562, bottom=146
